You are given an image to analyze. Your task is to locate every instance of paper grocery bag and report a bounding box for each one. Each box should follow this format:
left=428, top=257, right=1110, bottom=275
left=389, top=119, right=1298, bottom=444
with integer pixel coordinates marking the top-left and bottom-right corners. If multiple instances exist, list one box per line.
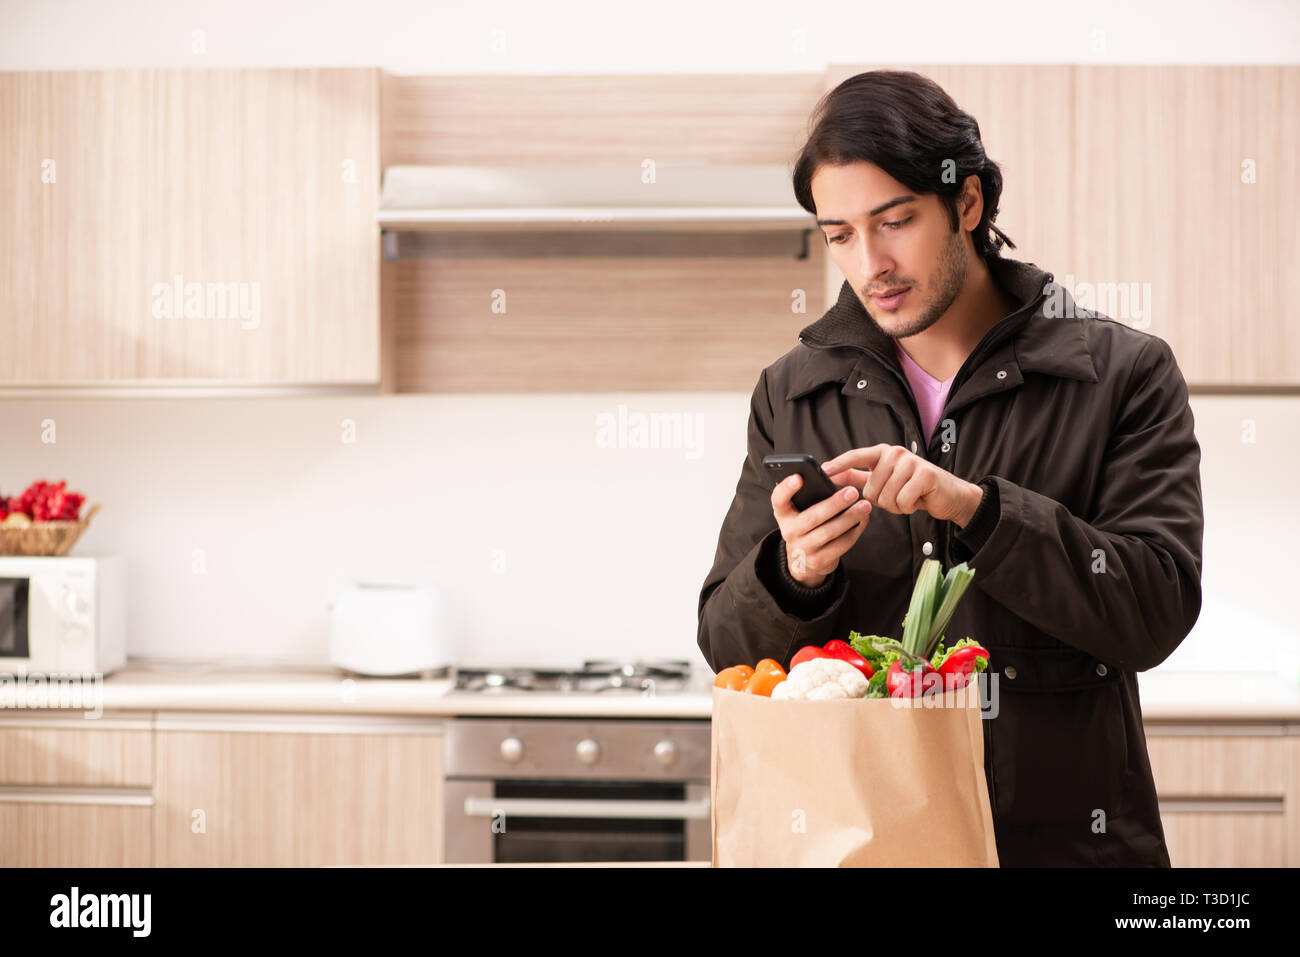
left=710, top=684, right=999, bottom=867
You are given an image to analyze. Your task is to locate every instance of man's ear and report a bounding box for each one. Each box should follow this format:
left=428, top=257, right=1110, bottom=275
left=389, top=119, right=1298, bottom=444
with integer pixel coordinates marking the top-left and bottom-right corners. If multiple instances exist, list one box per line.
left=959, top=174, right=984, bottom=228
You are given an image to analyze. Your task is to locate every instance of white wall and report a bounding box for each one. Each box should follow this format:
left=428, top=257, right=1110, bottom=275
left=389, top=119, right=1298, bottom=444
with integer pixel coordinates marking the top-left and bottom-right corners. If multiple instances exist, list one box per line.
left=1, top=0, right=1296, bottom=70
left=0, top=393, right=746, bottom=674
left=2, top=0, right=1297, bottom=678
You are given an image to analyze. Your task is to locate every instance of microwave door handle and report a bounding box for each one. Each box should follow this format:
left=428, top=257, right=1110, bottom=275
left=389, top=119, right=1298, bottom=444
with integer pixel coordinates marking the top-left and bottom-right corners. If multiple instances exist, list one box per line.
left=462, top=796, right=710, bottom=820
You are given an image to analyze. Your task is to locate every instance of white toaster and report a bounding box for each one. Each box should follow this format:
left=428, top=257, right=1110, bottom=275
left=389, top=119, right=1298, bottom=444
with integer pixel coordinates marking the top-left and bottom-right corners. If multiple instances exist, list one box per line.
left=328, top=582, right=454, bottom=676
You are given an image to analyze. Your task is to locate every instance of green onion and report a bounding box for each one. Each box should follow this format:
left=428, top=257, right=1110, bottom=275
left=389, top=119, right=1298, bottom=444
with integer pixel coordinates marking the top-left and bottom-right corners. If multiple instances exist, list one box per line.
left=922, top=562, right=975, bottom=659
left=901, top=560, right=941, bottom=656
left=899, top=559, right=976, bottom=658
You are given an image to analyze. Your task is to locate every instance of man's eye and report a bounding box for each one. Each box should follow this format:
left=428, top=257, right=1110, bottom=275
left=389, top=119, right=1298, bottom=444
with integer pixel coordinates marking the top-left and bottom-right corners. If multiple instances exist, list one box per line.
left=883, top=217, right=912, bottom=231
left=828, top=234, right=849, bottom=245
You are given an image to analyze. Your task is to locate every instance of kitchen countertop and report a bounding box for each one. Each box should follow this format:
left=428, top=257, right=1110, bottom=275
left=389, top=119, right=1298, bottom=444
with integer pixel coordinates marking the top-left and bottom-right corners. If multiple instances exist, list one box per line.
left=0, top=665, right=718, bottom=718
left=1133, top=670, right=1300, bottom=721
left=2, top=664, right=1298, bottom=722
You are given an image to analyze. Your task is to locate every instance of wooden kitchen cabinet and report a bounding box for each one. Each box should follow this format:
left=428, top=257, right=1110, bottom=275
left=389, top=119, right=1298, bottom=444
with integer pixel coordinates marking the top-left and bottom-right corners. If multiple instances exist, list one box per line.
left=0, top=712, right=154, bottom=867
left=822, top=64, right=1300, bottom=386
left=1145, top=726, right=1295, bottom=867
left=0, top=68, right=380, bottom=386
left=0, top=802, right=153, bottom=867
left=1067, top=65, right=1298, bottom=386
left=152, top=713, right=444, bottom=866
left=0, top=712, right=153, bottom=786
left=822, top=64, right=1078, bottom=310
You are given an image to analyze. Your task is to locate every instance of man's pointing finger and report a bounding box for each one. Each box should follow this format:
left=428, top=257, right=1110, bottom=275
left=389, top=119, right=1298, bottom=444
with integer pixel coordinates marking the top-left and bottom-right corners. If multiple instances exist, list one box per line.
left=821, top=444, right=888, bottom=476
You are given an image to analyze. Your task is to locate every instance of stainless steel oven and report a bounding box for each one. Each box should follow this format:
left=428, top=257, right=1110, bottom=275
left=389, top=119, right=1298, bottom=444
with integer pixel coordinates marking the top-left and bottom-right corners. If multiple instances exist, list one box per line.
left=443, top=716, right=711, bottom=863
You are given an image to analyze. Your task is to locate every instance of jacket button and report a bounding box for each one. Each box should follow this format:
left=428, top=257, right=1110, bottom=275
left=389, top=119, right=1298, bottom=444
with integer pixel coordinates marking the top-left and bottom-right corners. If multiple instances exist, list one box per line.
left=1004, top=665, right=1017, bottom=680
left=1096, top=662, right=1108, bottom=677
left=922, top=541, right=933, bottom=555
left=995, top=370, right=1008, bottom=380
left=856, top=379, right=867, bottom=389
left=941, top=442, right=951, bottom=453
left=910, top=440, right=918, bottom=453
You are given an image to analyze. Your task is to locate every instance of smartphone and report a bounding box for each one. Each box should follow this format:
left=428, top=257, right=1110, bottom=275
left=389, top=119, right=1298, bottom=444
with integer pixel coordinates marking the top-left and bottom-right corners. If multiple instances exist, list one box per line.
left=762, top=453, right=861, bottom=512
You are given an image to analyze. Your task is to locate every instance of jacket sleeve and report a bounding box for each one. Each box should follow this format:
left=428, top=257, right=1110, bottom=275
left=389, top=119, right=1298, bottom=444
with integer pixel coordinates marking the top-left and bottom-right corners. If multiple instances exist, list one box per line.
left=951, top=335, right=1204, bottom=672
left=696, top=367, right=851, bottom=674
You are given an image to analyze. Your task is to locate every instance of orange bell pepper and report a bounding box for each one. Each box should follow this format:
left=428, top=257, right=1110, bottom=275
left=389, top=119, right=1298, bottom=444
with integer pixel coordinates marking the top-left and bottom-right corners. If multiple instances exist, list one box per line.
left=713, top=665, right=754, bottom=691
left=744, top=669, right=786, bottom=696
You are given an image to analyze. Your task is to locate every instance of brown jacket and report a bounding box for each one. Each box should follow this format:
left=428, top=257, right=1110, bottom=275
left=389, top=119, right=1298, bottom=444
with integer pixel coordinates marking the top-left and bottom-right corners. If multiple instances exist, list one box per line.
left=697, top=255, right=1204, bottom=866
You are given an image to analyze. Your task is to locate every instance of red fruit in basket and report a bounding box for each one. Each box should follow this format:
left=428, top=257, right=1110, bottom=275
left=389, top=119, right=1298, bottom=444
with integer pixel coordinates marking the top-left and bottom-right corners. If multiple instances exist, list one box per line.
left=34, top=481, right=58, bottom=520
left=61, top=491, right=85, bottom=520
left=9, top=479, right=86, bottom=522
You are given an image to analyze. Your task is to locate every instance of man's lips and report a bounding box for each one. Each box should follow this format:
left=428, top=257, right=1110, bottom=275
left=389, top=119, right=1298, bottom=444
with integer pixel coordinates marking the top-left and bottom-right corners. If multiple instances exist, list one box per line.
left=872, top=286, right=910, bottom=299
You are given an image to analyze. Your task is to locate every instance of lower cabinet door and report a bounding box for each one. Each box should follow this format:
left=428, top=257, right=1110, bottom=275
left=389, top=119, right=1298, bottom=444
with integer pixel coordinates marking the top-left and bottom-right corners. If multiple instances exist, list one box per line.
left=1158, top=802, right=1287, bottom=867
left=1146, top=728, right=1294, bottom=867
left=153, top=715, right=444, bottom=867
left=0, top=794, right=153, bottom=867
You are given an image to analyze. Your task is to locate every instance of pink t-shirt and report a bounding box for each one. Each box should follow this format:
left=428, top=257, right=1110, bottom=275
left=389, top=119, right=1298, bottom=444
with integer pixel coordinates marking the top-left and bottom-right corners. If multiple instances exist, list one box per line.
left=894, top=341, right=955, bottom=448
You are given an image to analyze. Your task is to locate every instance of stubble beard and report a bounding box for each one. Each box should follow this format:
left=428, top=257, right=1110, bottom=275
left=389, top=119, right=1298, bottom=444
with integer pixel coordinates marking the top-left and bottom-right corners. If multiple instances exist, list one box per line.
left=862, top=228, right=969, bottom=341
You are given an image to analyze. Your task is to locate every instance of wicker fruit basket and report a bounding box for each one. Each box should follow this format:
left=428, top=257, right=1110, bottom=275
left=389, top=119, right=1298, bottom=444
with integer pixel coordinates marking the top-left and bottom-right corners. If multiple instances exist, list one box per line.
left=0, top=504, right=101, bottom=556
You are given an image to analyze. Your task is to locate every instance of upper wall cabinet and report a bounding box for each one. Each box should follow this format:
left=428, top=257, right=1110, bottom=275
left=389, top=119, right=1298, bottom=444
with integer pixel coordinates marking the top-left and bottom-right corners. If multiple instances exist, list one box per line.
left=822, top=65, right=1078, bottom=311
left=1070, top=66, right=1299, bottom=387
left=825, top=65, right=1299, bottom=388
left=0, top=69, right=380, bottom=388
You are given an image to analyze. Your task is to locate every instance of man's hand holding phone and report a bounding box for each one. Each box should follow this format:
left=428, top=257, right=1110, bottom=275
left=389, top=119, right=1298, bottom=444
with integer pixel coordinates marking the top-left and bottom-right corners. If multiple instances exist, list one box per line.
left=769, top=469, right=872, bottom=589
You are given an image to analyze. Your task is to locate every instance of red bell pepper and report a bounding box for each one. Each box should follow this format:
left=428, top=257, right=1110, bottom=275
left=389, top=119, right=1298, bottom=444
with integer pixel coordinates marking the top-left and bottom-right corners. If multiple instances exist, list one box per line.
left=886, top=658, right=942, bottom=697
left=821, top=640, right=874, bottom=679
left=789, top=644, right=833, bottom=670
left=934, top=643, right=990, bottom=690
left=789, top=640, right=874, bottom=678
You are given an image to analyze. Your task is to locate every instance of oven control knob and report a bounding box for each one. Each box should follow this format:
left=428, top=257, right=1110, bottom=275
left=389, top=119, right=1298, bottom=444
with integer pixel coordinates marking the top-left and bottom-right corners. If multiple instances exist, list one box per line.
left=575, top=738, right=601, bottom=765
left=654, top=740, right=679, bottom=767
left=499, top=737, right=524, bottom=764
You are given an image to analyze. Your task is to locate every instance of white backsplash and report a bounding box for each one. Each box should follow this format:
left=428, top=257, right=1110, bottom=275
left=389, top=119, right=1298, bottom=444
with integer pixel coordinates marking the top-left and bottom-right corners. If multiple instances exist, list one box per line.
left=1, top=392, right=1296, bottom=681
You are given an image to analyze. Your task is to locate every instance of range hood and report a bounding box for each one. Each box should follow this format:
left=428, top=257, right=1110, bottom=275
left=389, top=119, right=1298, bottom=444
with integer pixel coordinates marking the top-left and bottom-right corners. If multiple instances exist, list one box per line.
left=376, top=164, right=815, bottom=256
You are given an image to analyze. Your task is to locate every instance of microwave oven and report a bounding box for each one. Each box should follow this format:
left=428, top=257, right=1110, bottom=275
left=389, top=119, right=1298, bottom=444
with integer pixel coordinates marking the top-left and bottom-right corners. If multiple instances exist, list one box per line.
left=0, top=555, right=126, bottom=676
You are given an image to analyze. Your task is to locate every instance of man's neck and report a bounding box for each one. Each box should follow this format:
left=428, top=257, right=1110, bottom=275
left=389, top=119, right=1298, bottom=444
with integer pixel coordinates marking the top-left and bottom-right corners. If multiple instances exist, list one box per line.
left=896, top=259, right=1020, bottom=382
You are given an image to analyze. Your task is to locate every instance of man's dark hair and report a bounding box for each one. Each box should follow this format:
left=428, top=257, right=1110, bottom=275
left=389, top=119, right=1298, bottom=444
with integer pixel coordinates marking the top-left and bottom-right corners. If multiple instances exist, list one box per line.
left=791, top=70, right=1016, bottom=262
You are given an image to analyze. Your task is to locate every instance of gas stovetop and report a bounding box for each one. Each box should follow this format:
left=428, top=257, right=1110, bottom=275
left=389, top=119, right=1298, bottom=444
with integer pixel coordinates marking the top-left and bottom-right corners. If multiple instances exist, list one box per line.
left=448, top=659, right=694, bottom=696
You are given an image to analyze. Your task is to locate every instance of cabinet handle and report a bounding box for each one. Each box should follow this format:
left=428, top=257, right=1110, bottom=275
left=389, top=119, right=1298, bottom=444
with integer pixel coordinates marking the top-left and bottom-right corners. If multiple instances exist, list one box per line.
left=0, top=786, right=153, bottom=807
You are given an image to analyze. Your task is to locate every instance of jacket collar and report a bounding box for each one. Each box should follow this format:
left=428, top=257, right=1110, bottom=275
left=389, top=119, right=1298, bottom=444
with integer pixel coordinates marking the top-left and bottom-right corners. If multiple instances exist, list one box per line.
left=787, top=255, right=1098, bottom=402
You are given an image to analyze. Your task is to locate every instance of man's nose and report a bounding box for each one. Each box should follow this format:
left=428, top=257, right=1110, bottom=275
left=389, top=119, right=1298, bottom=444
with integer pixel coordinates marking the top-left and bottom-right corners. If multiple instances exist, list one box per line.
left=857, top=237, right=894, bottom=287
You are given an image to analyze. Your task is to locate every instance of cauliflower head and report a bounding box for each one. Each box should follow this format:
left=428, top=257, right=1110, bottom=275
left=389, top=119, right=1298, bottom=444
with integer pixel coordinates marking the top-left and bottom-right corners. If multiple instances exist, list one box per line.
left=770, top=657, right=869, bottom=700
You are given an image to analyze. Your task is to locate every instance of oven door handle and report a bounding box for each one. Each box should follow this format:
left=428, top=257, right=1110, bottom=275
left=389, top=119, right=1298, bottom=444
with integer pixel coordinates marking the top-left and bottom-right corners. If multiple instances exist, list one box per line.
left=462, top=796, right=710, bottom=820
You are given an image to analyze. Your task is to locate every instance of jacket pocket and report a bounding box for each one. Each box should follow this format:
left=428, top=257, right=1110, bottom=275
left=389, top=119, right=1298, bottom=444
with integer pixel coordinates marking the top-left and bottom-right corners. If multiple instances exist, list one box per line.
left=985, top=644, right=1128, bottom=827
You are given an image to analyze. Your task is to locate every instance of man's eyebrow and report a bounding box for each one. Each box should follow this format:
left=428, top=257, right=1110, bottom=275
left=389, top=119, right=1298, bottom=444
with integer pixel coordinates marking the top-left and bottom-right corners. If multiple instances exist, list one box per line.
left=816, top=195, right=918, bottom=226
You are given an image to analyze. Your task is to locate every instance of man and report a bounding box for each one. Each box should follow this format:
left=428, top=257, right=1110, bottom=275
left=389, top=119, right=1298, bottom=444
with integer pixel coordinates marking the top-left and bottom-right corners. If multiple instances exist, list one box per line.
left=696, top=70, right=1204, bottom=866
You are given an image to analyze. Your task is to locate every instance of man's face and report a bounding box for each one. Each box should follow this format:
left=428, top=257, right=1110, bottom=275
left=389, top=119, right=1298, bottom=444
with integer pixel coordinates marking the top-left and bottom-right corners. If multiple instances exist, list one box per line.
left=811, top=160, right=971, bottom=340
